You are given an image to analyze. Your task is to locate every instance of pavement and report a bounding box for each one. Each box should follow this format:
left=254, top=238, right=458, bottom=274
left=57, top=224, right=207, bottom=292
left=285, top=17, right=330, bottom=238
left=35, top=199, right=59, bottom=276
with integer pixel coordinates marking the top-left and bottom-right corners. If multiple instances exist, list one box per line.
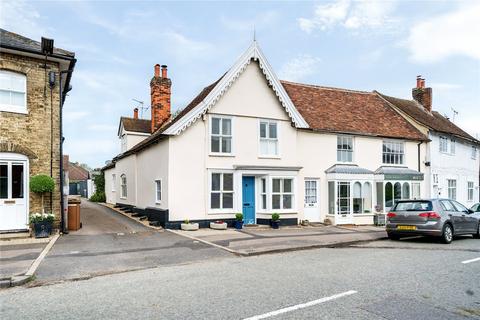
left=172, top=224, right=387, bottom=255
left=0, top=236, right=478, bottom=319
left=31, top=200, right=231, bottom=285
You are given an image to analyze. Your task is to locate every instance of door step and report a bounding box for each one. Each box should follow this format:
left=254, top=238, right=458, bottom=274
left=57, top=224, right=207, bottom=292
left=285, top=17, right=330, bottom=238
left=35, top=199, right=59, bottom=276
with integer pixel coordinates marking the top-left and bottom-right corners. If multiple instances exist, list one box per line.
left=0, top=231, right=30, bottom=241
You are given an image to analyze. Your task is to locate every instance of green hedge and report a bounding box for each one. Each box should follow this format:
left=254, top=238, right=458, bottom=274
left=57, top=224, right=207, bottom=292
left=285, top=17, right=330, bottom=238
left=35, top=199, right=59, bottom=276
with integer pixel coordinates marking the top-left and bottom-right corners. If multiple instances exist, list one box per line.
left=90, top=191, right=106, bottom=202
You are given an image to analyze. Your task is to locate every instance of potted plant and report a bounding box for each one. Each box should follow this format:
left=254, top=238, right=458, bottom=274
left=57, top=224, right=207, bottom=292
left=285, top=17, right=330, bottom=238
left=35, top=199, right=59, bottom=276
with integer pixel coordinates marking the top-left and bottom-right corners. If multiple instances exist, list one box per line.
left=30, top=174, right=55, bottom=214
left=30, top=213, right=55, bottom=238
left=234, top=213, right=244, bottom=230
left=271, top=213, right=280, bottom=229
left=210, top=220, right=227, bottom=230
left=181, top=219, right=199, bottom=231
left=373, top=205, right=386, bottom=226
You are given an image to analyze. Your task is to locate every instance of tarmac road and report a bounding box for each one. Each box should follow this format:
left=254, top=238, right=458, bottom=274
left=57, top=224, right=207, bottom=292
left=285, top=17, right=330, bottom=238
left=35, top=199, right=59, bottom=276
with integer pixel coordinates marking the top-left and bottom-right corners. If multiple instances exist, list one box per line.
left=1, top=236, right=479, bottom=319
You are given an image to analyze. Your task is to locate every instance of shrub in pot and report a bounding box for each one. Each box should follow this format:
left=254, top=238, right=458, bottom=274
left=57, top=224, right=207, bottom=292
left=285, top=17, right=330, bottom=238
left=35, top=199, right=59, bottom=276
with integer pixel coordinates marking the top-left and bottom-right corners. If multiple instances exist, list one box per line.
left=30, top=175, right=55, bottom=213
left=271, top=213, right=280, bottom=229
left=181, top=219, right=199, bottom=231
left=234, top=213, right=244, bottom=230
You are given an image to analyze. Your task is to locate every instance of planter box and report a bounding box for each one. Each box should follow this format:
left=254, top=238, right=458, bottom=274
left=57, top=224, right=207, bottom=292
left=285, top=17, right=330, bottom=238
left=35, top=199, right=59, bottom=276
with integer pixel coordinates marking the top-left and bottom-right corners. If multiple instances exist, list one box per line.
left=181, top=223, right=199, bottom=231
left=210, top=222, right=227, bottom=230
left=270, top=220, right=280, bottom=229
left=33, top=221, right=52, bottom=238
left=234, top=220, right=244, bottom=230
left=374, top=214, right=386, bottom=226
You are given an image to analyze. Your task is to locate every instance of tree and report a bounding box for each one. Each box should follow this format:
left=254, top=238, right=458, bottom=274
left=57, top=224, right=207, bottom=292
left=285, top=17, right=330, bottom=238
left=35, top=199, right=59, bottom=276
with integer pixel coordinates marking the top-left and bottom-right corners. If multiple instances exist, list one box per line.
left=90, top=171, right=106, bottom=202
left=30, top=175, right=55, bottom=213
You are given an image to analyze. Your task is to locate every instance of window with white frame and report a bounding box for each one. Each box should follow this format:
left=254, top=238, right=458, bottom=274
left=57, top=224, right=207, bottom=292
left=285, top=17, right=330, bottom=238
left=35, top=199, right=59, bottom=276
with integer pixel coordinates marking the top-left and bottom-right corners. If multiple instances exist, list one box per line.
left=0, top=70, right=26, bottom=114
left=260, top=178, right=267, bottom=210
left=210, top=173, right=233, bottom=209
left=450, top=139, right=456, bottom=154
left=433, top=174, right=438, bottom=185
left=120, top=174, right=127, bottom=198
left=472, top=146, right=477, bottom=160
left=211, top=117, right=232, bottom=154
left=383, top=141, right=404, bottom=165
left=447, top=179, right=456, bottom=200
left=111, top=174, right=116, bottom=192
left=272, top=178, right=293, bottom=210
left=155, top=180, right=162, bottom=203
left=412, top=182, right=421, bottom=199
left=259, top=120, right=278, bottom=156
left=468, top=181, right=474, bottom=201
left=337, top=136, right=353, bottom=162
left=304, top=180, right=318, bottom=205
left=439, top=136, right=448, bottom=153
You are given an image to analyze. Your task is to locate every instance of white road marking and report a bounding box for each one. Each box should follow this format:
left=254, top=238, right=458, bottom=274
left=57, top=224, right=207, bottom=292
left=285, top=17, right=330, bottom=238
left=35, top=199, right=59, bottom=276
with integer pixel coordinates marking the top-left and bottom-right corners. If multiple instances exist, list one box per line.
left=243, top=290, right=357, bottom=320
left=462, top=257, right=480, bottom=264
left=25, top=234, right=59, bottom=276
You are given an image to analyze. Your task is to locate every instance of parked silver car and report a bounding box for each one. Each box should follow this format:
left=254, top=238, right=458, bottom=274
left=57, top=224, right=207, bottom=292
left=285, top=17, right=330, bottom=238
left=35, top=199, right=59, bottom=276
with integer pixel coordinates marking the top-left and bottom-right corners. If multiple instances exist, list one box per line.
left=471, top=203, right=480, bottom=212
left=386, top=199, right=480, bottom=244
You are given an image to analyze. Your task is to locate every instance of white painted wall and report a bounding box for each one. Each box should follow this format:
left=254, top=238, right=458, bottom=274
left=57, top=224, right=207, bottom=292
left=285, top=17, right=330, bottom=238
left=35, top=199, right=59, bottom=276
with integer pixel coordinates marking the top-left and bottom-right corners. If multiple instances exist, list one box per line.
left=429, top=132, right=479, bottom=206
left=114, top=154, right=137, bottom=205
left=136, top=139, right=169, bottom=210
left=104, top=167, right=115, bottom=204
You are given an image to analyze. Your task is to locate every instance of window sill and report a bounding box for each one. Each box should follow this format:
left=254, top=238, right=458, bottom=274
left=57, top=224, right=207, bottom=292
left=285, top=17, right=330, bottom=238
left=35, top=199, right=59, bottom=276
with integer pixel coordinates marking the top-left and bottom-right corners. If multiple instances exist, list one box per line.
left=0, top=106, right=27, bottom=115
left=258, top=155, right=281, bottom=159
left=353, top=213, right=375, bottom=216
left=209, top=153, right=235, bottom=157
left=120, top=197, right=127, bottom=200
left=155, top=201, right=162, bottom=205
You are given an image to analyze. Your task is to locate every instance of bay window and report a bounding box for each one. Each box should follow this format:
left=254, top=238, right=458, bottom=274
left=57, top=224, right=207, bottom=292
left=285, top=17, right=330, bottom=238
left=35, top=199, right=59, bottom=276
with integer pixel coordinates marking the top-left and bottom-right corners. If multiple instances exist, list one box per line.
left=211, top=173, right=234, bottom=209
left=0, top=70, right=26, bottom=114
left=272, top=178, right=293, bottom=210
left=260, top=178, right=267, bottom=210
left=211, top=117, right=232, bottom=154
left=259, top=120, right=278, bottom=156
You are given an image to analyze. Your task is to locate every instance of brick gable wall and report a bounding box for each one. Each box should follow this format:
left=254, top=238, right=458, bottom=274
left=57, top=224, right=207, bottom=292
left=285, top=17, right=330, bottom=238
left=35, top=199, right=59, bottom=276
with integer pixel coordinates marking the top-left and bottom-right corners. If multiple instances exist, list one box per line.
left=0, top=52, right=62, bottom=225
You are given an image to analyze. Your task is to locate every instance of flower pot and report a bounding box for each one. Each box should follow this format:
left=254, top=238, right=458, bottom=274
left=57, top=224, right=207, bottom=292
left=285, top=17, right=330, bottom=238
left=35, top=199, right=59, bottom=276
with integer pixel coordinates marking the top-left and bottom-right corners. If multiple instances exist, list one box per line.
left=270, top=220, right=280, bottom=229
left=181, top=223, right=199, bottom=231
left=33, top=221, right=52, bottom=238
left=234, top=220, right=244, bottom=230
left=210, top=222, right=227, bottom=230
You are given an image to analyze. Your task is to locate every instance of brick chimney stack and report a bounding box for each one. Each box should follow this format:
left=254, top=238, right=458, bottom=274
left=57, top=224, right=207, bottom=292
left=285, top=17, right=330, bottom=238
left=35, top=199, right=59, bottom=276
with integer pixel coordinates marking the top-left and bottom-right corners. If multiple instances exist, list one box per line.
left=150, top=64, right=171, bottom=133
left=412, top=75, right=432, bottom=112
left=133, top=107, right=139, bottom=119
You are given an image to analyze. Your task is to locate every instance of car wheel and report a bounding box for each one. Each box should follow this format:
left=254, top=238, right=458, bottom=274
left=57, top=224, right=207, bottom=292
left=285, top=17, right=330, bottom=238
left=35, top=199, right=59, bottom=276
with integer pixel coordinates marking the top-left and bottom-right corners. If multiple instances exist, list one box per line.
left=388, top=233, right=400, bottom=240
left=473, top=223, right=480, bottom=239
left=441, top=224, right=453, bottom=244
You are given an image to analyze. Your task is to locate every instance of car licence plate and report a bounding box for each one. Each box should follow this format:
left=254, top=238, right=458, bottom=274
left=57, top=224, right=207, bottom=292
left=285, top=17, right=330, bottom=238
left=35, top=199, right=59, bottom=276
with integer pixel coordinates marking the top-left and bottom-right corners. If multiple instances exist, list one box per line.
left=397, top=225, right=416, bottom=230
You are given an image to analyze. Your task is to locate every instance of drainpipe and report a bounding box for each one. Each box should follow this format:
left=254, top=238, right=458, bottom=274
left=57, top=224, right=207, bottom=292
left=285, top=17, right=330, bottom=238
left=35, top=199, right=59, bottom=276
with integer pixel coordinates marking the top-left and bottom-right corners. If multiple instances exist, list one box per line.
left=417, top=141, right=423, bottom=172
left=59, top=69, right=73, bottom=234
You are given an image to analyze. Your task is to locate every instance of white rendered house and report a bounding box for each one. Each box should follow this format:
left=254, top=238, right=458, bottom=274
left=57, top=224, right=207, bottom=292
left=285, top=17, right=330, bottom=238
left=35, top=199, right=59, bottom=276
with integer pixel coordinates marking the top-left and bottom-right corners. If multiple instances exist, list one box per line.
left=378, top=79, right=480, bottom=207
left=103, top=42, right=434, bottom=227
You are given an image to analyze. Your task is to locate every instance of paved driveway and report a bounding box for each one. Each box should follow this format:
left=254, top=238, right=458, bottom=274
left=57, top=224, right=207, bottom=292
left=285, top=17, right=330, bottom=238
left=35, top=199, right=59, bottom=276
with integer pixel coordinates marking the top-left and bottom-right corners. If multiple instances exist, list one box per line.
left=32, top=200, right=231, bottom=285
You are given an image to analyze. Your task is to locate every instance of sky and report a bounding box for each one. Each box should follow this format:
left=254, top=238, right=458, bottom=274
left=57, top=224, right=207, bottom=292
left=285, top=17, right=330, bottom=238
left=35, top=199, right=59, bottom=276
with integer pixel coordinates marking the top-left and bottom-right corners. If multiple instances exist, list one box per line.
left=1, top=0, right=479, bottom=168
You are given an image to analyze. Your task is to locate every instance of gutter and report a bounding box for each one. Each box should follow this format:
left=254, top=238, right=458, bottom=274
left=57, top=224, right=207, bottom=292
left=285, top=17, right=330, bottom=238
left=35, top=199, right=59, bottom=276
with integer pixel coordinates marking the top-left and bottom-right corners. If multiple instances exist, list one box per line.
left=417, top=141, right=423, bottom=172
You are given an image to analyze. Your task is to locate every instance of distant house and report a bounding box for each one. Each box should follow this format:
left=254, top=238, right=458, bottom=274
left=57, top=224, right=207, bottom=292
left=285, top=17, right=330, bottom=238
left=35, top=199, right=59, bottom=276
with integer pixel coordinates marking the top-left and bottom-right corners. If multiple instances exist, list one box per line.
left=68, top=162, right=93, bottom=198
left=102, top=41, right=450, bottom=228
left=0, top=29, right=75, bottom=232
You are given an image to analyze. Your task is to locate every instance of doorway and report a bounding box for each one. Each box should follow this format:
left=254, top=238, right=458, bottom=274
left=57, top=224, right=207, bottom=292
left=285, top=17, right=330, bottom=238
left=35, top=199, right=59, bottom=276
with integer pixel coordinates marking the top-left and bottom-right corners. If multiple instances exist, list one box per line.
left=242, top=176, right=255, bottom=225
left=304, top=179, right=320, bottom=222
left=0, top=154, right=28, bottom=231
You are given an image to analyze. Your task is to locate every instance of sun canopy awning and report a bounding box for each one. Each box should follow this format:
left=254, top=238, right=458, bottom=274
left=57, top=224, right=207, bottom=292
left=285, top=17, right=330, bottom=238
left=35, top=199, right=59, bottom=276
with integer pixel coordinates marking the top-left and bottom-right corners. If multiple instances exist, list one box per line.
left=374, top=166, right=424, bottom=181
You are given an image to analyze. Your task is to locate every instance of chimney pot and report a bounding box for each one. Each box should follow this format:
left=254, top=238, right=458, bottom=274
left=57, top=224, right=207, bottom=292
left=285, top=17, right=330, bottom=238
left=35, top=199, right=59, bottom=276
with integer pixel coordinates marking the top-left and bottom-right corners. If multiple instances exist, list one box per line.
left=133, top=108, right=139, bottom=119
left=161, top=65, right=167, bottom=78
left=416, top=75, right=422, bottom=88
left=154, top=64, right=160, bottom=77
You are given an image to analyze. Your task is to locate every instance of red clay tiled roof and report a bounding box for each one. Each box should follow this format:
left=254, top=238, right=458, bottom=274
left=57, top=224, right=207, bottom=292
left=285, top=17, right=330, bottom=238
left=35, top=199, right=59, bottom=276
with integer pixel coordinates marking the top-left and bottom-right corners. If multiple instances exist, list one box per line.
left=68, top=163, right=90, bottom=181
left=120, top=117, right=151, bottom=134
left=377, top=93, right=478, bottom=143
left=281, top=81, right=427, bottom=141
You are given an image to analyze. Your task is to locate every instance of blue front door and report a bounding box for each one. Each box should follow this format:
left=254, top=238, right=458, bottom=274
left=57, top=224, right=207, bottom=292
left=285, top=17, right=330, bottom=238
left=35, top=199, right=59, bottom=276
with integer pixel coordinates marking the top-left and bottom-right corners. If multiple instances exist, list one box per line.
left=242, top=176, right=256, bottom=225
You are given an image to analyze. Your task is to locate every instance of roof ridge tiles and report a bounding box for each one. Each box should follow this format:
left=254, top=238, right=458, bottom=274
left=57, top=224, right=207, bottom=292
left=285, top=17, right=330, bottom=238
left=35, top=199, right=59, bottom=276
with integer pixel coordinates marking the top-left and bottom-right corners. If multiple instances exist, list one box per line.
left=280, top=80, right=373, bottom=95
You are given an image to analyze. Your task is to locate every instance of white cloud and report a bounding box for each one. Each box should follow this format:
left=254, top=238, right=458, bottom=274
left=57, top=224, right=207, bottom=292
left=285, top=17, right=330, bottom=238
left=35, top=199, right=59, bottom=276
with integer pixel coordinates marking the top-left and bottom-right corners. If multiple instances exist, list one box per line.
left=405, top=3, right=480, bottom=63
left=0, top=0, right=49, bottom=39
left=64, top=110, right=90, bottom=122
left=298, top=0, right=398, bottom=33
left=278, top=54, right=322, bottom=82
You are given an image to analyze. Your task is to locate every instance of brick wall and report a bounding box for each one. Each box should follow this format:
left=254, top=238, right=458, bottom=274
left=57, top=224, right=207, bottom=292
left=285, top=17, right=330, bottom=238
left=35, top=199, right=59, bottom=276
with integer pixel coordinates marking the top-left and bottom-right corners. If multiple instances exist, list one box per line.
left=0, top=52, right=62, bottom=226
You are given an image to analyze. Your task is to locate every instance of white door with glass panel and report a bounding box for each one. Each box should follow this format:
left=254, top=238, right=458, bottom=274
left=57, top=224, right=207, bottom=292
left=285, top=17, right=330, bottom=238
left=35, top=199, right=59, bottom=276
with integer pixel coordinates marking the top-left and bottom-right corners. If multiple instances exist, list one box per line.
left=0, top=158, right=28, bottom=231
left=304, top=179, right=320, bottom=222
left=336, top=182, right=353, bottom=224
